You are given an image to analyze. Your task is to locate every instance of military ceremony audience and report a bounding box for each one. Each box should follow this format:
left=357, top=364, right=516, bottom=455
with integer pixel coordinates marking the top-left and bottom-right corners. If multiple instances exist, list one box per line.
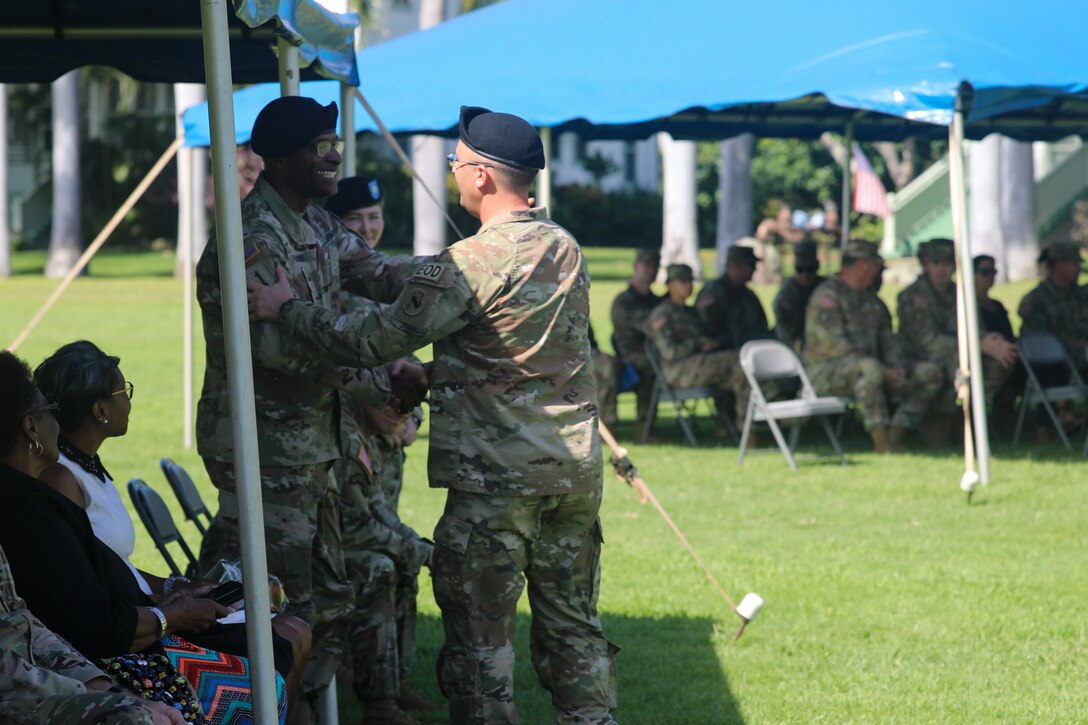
left=1018, top=240, right=1088, bottom=377
left=695, top=245, right=772, bottom=350
left=773, top=241, right=825, bottom=352
left=0, top=350, right=306, bottom=724
left=645, top=263, right=753, bottom=442
left=610, top=248, right=664, bottom=431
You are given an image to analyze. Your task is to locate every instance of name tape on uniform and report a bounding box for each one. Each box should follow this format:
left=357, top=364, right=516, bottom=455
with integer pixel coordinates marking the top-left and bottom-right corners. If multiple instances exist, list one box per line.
left=410, top=262, right=454, bottom=288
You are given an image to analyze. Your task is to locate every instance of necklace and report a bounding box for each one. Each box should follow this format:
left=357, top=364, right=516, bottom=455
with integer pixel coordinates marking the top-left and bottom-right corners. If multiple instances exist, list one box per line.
left=58, top=437, right=112, bottom=483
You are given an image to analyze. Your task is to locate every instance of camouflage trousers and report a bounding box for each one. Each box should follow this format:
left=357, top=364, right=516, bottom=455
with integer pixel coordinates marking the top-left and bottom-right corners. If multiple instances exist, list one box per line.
left=925, top=348, right=1015, bottom=408
left=343, top=548, right=422, bottom=702
left=593, top=349, right=619, bottom=428
left=198, top=459, right=354, bottom=693
left=0, top=692, right=157, bottom=724
left=625, top=356, right=657, bottom=424
left=431, top=487, right=619, bottom=725
left=663, top=349, right=750, bottom=423
left=808, top=356, right=944, bottom=431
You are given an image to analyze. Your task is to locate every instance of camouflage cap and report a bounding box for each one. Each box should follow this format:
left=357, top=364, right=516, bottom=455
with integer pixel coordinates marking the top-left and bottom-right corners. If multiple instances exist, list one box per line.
left=919, top=238, right=955, bottom=264
left=665, top=264, right=694, bottom=282
left=842, top=239, right=883, bottom=264
left=635, top=248, right=661, bottom=265
left=726, top=245, right=760, bottom=265
left=794, top=241, right=819, bottom=267
left=251, top=96, right=338, bottom=157
left=1041, top=241, right=1084, bottom=264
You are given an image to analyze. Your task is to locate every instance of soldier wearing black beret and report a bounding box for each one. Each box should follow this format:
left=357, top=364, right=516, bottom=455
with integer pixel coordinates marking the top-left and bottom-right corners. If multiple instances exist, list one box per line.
left=195, top=95, right=430, bottom=720
left=325, top=176, right=385, bottom=248
left=247, top=105, right=619, bottom=725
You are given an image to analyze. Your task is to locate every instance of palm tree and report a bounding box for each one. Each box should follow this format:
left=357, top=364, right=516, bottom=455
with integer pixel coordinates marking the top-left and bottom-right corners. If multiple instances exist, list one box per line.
left=715, top=133, right=753, bottom=276
left=45, top=70, right=82, bottom=279
left=659, top=133, right=701, bottom=279
left=411, top=0, right=451, bottom=255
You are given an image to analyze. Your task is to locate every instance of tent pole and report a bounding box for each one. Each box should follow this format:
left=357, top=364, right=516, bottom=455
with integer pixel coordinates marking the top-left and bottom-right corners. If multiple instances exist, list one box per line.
left=199, top=1, right=278, bottom=722
left=182, top=145, right=195, bottom=449
left=278, top=37, right=300, bottom=96
left=340, top=82, right=356, bottom=177
left=949, top=84, right=991, bottom=484
left=840, top=121, right=854, bottom=250
left=539, top=126, right=552, bottom=211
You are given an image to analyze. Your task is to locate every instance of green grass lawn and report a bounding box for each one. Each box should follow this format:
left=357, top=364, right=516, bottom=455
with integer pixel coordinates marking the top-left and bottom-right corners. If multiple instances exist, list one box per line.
left=2, top=248, right=1085, bottom=724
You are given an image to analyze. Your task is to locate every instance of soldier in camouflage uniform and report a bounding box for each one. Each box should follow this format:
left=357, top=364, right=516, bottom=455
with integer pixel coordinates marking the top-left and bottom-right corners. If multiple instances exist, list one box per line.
left=804, top=240, right=944, bottom=452
left=695, top=245, right=771, bottom=350
left=588, top=324, right=619, bottom=429
left=195, top=96, right=429, bottom=699
left=610, top=248, right=662, bottom=428
left=897, top=240, right=1017, bottom=434
left=0, top=542, right=185, bottom=725
left=645, top=264, right=752, bottom=431
left=248, top=106, right=618, bottom=725
left=1018, top=241, right=1088, bottom=376
left=773, top=241, right=824, bottom=352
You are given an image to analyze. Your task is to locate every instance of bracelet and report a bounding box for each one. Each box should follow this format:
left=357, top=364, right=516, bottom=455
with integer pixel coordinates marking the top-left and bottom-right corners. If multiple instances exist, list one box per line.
left=163, top=575, right=189, bottom=596
left=148, top=606, right=168, bottom=634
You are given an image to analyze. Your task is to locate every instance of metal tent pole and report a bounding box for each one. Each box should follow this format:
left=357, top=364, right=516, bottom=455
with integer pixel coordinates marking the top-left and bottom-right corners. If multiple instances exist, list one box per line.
left=840, top=121, right=854, bottom=250
left=199, top=1, right=278, bottom=721
left=278, top=37, right=300, bottom=96
left=539, top=126, right=552, bottom=211
left=949, top=83, right=991, bottom=485
left=340, top=82, right=355, bottom=177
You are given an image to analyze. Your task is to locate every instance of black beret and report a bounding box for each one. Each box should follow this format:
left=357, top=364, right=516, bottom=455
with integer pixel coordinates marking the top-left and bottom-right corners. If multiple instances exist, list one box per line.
left=325, top=176, right=382, bottom=217
left=458, top=105, right=545, bottom=171
left=251, top=96, right=338, bottom=158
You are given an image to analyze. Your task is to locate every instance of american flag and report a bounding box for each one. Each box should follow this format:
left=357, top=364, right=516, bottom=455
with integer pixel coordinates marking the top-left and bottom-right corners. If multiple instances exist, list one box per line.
left=852, top=144, right=890, bottom=218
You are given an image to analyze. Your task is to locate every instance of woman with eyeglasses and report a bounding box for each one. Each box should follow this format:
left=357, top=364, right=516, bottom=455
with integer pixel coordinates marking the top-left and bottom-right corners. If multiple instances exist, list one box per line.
left=8, top=341, right=311, bottom=724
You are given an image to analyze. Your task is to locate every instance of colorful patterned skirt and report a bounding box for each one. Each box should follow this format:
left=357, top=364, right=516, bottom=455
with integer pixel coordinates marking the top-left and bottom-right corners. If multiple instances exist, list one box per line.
left=161, top=634, right=288, bottom=725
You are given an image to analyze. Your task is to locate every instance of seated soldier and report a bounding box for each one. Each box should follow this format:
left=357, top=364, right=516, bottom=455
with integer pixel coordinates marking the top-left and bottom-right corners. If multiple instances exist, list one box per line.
left=645, top=264, right=752, bottom=441
left=1018, top=241, right=1088, bottom=378
left=804, top=240, right=944, bottom=453
left=897, top=239, right=1018, bottom=442
left=773, top=241, right=824, bottom=352
left=695, top=245, right=771, bottom=350
left=610, top=248, right=663, bottom=430
left=588, top=324, right=620, bottom=429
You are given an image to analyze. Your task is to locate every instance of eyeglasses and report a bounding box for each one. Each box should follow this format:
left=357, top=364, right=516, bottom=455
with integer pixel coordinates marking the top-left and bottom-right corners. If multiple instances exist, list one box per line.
left=113, top=381, right=135, bottom=400
left=976, top=268, right=997, bottom=278
left=796, top=266, right=819, bottom=274
left=25, top=402, right=59, bottom=418
left=313, top=139, right=345, bottom=158
left=446, top=152, right=493, bottom=172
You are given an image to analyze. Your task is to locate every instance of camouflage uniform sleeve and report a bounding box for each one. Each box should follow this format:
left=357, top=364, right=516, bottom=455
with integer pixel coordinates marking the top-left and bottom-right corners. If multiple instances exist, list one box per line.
left=281, top=256, right=478, bottom=368
left=647, top=306, right=700, bottom=362
left=0, top=613, right=105, bottom=699
left=877, top=300, right=904, bottom=367
left=610, top=294, right=637, bottom=359
left=803, top=285, right=854, bottom=363
left=1017, top=289, right=1048, bottom=333
left=243, top=226, right=393, bottom=407
left=897, top=286, right=957, bottom=363
left=335, top=222, right=434, bottom=302
left=773, top=285, right=800, bottom=348
left=695, top=286, right=734, bottom=348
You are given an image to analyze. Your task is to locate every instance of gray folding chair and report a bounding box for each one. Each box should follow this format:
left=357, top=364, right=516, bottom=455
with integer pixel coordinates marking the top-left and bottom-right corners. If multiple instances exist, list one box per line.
left=1012, top=331, right=1088, bottom=452
left=127, top=478, right=199, bottom=577
left=737, top=340, right=848, bottom=470
left=160, top=458, right=213, bottom=535
left=642, top=338, right=734, bottom=446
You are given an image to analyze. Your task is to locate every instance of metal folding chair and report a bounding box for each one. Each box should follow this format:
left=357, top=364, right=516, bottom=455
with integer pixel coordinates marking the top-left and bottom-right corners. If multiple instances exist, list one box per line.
left=159, top=458, right=213, bottom=535
left=1012, top=331, right=1088, bottom=452
left=127, top=478, right=199, bottom=577
left=642, top=338, right=734, bottom=446
left=737, top=340, right=848, bottom=470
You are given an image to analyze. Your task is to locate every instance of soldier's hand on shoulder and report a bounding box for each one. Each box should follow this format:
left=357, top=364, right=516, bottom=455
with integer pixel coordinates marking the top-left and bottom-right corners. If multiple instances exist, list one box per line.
left=247, top=265, right=295, bottom=322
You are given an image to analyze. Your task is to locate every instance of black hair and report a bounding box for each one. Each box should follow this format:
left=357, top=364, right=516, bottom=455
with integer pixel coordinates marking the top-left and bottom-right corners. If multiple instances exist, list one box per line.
left=973, top=254, right=996, bottom=272
left=33, top=341, right=121, bottom=434
left=0, top=351, right=39, bottom=456
left=489, top=162, right=537, bottom=195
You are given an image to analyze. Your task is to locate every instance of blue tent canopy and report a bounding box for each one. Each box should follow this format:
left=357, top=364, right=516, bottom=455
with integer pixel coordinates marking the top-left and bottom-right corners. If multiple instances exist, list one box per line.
left=183, top=0, right=1088, bottom=147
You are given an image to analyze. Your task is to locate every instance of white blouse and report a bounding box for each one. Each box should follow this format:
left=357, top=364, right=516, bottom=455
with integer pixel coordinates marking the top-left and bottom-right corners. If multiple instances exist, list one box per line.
left=58, top=452, right=153, bottom=596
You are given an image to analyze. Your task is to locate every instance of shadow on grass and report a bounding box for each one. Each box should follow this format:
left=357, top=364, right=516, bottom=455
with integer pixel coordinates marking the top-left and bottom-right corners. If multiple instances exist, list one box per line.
left=337, top=611, right=744, bottom=725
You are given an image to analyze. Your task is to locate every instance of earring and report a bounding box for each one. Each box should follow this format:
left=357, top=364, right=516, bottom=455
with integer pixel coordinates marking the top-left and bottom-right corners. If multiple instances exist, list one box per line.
left=98, top=417, right=109, bottom=424
left=29, top=439, right=44, bottom=457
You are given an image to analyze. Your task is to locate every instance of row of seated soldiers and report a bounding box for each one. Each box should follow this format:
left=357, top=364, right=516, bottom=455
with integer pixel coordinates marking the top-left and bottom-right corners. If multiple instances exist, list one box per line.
left=593, top=239, right=1088, bottom=452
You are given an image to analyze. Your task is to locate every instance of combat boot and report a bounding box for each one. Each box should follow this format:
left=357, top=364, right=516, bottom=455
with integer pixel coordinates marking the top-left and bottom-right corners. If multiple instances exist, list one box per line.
left=397, top=686, right=444, bottom=713
left=887, top=426, right=908, bottom=453
left=870, top=426, right=890, bottom=454
left=362, top=699, right=421, bottom=725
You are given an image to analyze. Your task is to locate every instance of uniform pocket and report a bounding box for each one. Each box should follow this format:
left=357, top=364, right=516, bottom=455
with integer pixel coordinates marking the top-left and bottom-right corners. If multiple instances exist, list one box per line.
left=433, top=515, right=473, bottom=554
